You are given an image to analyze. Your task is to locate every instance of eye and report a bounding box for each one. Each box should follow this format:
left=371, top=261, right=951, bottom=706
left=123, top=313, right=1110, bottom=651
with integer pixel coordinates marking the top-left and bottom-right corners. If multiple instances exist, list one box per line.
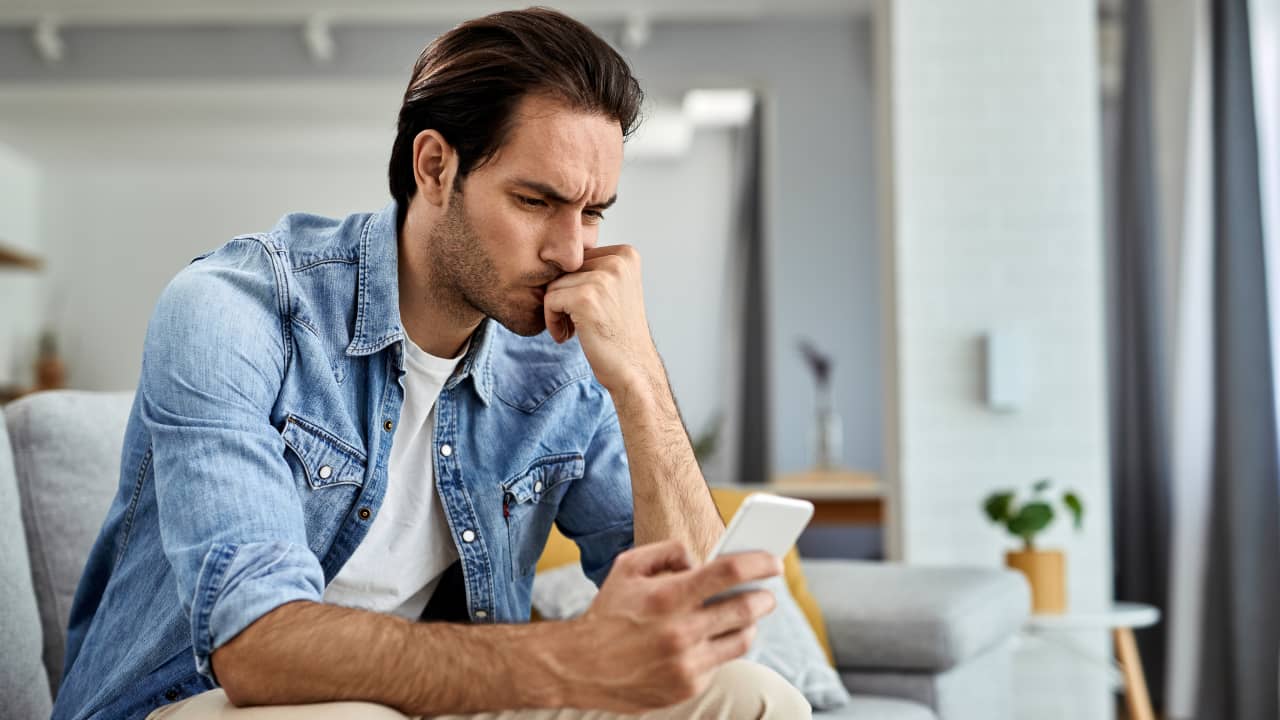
left=583, top=209, right=606, bottom=224
left=517, top=195, right=548, bottom=208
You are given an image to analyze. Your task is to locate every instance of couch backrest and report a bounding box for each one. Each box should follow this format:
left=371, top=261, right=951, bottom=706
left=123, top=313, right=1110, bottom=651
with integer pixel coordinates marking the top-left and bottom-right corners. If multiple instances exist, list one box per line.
left=0, top=405, right=54, bottom=718
left=4, top=390, right=134, bottom=699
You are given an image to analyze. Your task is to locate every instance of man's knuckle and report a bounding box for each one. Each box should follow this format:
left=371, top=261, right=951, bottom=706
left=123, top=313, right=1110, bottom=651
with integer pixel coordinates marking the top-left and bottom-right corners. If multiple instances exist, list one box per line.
left=719, top=560, right=748, bottom=585
left=645, top=589, right=674, bottom=614
left=614, top=548, right=636, bottom=569
left=672, top=658, right=698, bottom=689
left=659, top=625, right=688, bottom=653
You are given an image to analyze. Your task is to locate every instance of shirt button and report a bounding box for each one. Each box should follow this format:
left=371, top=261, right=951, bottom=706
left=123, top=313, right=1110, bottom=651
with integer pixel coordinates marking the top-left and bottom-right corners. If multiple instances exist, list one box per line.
left=358, top=507, right=371, bottom=520
left=461, top=529, right=476, bottom=543
left=440, top=444, right=453, bottom=457
left=318, top=465, right=333, bottom=480
left=474, top=609, right=488, bottom=619
left=383, top=420, right=394, bottom=431
left=533, top=480, right=543, bottom=493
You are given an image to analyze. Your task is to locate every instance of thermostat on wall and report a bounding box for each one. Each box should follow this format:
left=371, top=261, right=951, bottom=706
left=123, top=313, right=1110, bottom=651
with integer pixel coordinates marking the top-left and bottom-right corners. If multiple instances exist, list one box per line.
left=983, top=331, right=1022, bottom=412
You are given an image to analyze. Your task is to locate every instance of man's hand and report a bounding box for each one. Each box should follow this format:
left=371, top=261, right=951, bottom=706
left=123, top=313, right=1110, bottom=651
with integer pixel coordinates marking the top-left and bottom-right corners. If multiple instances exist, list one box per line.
left=550, top=539, right=782, bottom=713
left=543, top=245, right=660, bottom=393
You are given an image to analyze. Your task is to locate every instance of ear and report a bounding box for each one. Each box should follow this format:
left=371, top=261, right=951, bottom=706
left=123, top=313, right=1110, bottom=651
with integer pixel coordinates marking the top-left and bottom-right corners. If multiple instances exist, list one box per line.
left=411, top=129, right=458, bottom=207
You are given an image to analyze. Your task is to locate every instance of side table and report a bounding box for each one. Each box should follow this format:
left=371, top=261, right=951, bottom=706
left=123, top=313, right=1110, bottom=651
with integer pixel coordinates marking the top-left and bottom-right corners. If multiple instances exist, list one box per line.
left=1024, top=602, right=1162, bottom=720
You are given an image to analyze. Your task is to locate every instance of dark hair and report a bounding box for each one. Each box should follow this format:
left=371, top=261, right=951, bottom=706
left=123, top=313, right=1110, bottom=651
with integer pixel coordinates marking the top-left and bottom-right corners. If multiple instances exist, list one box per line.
left=388, top=7, right=644, bottom=224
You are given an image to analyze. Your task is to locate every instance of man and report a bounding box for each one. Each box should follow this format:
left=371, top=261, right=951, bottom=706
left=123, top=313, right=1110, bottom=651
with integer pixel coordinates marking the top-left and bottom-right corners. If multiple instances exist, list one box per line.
left=51, top=8, right=810, bottom=720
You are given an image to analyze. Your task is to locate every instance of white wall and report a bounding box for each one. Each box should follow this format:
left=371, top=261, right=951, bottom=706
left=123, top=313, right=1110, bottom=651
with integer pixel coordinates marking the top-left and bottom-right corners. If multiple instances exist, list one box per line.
left=12, top=84, right=394, bottom=392
left=615, top=134, right=737, bottom=441
left=626, top=18, right=882, bottom=477
left=877, top=1, right=1113, bottom=718
left=0, top=142, right=42, bottom=388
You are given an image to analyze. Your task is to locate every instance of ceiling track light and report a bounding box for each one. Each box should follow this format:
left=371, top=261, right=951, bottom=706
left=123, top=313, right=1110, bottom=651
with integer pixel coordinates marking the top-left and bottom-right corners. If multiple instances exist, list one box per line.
left=304, top=13, right=335, bottom=64
left=33, top=16, right=64, bottom=64
left=621, top=13, right=651, bottom=51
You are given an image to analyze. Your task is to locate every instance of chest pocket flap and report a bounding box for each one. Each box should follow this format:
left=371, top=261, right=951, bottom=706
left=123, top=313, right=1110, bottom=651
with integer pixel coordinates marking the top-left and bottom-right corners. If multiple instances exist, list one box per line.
left=503, top=453, right=584, bottom=504
left=281, top=415, right=367, bottom=489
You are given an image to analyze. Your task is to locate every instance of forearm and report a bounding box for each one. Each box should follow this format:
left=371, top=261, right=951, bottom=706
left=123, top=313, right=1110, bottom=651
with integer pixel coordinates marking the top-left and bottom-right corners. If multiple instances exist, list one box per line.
left=610, top=364, right=725, bottom=561
left=212, top=600, right=566, bottom=714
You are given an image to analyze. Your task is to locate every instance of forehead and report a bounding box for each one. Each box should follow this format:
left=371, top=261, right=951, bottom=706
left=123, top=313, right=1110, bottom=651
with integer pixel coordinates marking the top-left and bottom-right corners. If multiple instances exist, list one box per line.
left=484, top=94, right=624, bottom=199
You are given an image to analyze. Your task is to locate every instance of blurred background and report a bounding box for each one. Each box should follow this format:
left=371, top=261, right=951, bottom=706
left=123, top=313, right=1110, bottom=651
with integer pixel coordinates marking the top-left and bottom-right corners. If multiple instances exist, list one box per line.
left=0, top=1, right=1277, bottom=718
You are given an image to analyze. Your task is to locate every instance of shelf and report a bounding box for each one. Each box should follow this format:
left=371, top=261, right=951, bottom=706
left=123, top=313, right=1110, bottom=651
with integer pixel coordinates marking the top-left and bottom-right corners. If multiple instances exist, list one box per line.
left=0, top=242, right=43, bottom=270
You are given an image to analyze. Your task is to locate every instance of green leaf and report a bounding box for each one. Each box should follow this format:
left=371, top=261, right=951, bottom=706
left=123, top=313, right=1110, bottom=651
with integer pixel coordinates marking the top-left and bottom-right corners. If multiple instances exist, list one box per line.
left=690, top=413, right=722, bottom=463
left=983, top=492, right=1016, bottom=523
left=1007, top=501, right=1053, bottom=545
left=1063, top=491, right=1084, bottom=529
left=1032, top=477, right=1052, bottom=494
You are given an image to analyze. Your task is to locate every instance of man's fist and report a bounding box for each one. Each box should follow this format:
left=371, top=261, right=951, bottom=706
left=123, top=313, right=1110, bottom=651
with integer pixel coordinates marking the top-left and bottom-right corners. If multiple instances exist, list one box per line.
left=551, top=539, right=782, bottom=713
left=543, top=245, right=660, bottom=393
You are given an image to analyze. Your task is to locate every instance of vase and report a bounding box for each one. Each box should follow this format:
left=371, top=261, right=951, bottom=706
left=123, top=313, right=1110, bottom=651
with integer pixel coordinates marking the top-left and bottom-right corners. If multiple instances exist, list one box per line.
left=34, top=331, right=66, bottom=391
left=1005, top=548, right=1066, bottom=614
left=812, top=382, right=843, bottom=470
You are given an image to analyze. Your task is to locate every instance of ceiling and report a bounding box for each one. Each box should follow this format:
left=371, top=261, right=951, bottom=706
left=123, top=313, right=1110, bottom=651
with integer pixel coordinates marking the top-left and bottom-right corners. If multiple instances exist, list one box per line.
left=0, top=0, right=872, bottom=27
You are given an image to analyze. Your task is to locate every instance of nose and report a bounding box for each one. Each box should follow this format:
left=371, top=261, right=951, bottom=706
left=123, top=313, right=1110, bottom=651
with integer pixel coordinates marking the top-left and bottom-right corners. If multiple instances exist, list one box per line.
left=538, top=212, right=585, bottom=273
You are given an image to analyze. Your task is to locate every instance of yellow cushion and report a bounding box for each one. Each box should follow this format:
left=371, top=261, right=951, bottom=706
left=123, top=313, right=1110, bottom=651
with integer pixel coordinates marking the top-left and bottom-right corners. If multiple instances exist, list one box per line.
left=535, top=522, right=584, bottom=574
left=534, top=487, right=836, bottom=665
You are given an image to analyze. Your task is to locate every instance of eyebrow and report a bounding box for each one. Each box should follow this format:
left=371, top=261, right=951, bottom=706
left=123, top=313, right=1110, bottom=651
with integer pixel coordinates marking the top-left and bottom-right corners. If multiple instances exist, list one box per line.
left=513, top=179, right=617, bottom=210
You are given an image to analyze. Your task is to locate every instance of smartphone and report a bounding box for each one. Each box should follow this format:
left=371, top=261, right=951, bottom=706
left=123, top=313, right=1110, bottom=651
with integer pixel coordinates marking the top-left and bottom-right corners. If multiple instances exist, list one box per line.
left=704, top=493, right=814, bottom=603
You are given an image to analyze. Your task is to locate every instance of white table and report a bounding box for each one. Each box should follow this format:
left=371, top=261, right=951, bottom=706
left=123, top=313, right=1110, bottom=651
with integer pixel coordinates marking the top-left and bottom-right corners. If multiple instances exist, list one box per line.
left=1024, top=603, right=1162, bottom=720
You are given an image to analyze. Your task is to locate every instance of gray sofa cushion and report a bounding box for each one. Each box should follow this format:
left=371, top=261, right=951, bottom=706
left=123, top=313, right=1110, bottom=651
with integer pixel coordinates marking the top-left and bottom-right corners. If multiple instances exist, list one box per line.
left=0, top=416, right=54, bottom=718
left=803, top=559, right=1030, bottom=672
left=5, top=390, right=133, bottom=695
left=841, top=639, right=1015, bottom=720
left=814, top=695, right=937, bottom=719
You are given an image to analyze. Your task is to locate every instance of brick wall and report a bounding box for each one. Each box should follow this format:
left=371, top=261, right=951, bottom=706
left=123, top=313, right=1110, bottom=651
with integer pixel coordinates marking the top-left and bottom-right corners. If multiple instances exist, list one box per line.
left=877, top=1, right=1114, bottom=717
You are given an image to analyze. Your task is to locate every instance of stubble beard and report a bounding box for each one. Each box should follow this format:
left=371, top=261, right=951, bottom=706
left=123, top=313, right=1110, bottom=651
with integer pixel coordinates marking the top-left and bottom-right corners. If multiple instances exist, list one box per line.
left=429, top=191, right=553, bottom=338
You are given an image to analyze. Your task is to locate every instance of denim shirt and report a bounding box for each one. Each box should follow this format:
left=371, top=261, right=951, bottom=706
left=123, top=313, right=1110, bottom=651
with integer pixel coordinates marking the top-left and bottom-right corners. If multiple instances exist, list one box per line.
left=52, top=202, right=635, bottom=720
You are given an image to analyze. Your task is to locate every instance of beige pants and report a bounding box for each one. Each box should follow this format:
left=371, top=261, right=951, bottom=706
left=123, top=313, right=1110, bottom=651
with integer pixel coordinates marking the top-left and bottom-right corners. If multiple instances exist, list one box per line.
left=145, top=660, right=811, bottom=720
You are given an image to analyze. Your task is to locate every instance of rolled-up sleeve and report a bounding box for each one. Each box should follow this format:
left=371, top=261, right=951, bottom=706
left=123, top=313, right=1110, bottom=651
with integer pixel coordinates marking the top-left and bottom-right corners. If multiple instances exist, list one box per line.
left=554, top=389, right=635, bottom=587
left=139, top=238, right=323, bottom=681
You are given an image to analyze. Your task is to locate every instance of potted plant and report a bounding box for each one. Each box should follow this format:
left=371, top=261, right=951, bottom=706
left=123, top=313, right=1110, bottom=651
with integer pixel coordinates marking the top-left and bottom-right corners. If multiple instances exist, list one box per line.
left=982, top=478, right=1083, bottom=614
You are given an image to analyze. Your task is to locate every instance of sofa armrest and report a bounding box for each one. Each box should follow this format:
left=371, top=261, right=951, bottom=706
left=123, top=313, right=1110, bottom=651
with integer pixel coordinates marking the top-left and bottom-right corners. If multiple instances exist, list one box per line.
left=801, top=559, right=1030, bottom=673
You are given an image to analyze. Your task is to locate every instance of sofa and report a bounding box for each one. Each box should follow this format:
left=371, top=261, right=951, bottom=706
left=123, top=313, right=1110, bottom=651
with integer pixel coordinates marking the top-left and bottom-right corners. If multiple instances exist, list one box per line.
left=1, top=391, right=1031, bottom=719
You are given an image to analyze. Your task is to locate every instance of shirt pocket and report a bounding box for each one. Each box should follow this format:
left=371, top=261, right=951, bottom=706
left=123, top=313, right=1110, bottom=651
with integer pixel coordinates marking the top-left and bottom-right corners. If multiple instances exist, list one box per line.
left=281, top=415, right=367, bottom=490
left=502, top=452, right=584, bottom=578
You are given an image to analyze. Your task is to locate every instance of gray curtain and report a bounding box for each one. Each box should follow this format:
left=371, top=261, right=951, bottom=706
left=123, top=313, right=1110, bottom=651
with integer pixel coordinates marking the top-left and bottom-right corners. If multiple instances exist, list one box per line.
left=735, top=99, right=770, bottom=486
left=1110, top=0, right=1173, bottom=709
left=1196, top=0, right=1280, bottom=718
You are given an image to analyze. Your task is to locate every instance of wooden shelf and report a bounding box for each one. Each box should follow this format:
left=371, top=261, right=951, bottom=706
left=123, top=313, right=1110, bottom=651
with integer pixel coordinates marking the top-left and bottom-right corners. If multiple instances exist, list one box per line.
left=718, top=469, right=887, bottom=525
left=0, top=242, right=43, bottom=270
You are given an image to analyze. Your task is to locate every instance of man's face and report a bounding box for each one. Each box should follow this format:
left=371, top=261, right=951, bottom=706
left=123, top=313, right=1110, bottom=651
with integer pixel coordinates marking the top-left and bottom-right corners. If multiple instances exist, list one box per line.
left=429, top=94, right=624, bottom=337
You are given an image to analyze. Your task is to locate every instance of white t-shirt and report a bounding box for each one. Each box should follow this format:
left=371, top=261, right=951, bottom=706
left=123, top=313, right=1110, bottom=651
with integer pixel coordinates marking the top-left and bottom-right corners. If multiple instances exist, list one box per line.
left=322, top=336, right=465, bottom=620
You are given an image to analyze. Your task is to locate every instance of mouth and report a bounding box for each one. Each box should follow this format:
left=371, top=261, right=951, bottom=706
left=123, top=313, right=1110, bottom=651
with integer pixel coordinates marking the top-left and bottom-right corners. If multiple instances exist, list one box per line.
left=531, top=285, right=546, bottom=304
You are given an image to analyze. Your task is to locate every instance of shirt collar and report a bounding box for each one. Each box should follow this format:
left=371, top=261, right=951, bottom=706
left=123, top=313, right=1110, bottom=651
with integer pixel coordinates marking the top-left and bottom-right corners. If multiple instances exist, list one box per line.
left=447, top=318, right=496, bottom=407
left=345, top=201, right=494, bottom=407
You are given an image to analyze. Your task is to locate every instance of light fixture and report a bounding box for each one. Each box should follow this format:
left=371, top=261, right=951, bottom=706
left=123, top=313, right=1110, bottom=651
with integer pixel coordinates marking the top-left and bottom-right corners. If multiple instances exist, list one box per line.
left=682, top=89, right=755, bottom=128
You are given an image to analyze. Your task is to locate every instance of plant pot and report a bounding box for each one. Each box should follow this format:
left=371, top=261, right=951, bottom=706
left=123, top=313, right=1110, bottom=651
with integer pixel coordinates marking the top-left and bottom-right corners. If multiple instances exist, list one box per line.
left=1005, top=548, right=1066, bottom=614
